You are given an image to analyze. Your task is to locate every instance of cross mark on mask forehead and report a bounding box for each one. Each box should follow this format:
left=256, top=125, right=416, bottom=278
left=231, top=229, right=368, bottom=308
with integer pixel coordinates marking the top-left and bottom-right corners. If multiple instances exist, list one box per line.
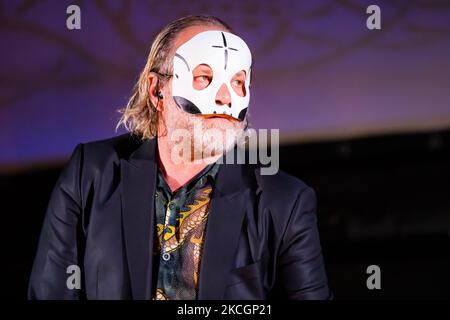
left=174, top=31, right=241, bottom=75
left=211, top=32, right=238, bottom=70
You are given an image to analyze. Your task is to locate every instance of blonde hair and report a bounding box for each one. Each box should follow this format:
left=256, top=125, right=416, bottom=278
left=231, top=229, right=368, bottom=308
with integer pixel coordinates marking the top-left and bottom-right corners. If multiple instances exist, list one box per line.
left=117, top=15, right=232, bottom=140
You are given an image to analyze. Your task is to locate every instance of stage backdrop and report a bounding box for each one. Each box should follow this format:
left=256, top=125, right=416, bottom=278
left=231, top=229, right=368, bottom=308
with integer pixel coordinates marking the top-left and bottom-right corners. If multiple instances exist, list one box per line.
left=1, top=0, right=450, bottom=169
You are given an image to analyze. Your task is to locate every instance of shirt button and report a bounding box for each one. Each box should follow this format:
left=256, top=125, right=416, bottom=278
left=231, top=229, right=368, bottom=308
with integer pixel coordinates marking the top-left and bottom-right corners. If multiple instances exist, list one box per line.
left=169, top=203, right=175, bottom=210
left=162, top=252, right=170, bottom=261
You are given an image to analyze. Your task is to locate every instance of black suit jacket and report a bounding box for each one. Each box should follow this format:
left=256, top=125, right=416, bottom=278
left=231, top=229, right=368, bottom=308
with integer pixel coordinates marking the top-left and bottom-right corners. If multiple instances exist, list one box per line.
left=28, top=133, right=332, bottom=300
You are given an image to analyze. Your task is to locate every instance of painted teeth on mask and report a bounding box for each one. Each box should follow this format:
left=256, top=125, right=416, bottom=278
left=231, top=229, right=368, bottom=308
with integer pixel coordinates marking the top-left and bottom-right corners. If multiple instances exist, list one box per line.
left=211, top=111, right=232, bottom=117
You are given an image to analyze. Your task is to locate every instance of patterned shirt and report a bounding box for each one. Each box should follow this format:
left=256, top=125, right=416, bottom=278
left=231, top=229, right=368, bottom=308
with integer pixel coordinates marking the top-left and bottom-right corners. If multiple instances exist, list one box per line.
left=152, top=162, right=220, bottom=300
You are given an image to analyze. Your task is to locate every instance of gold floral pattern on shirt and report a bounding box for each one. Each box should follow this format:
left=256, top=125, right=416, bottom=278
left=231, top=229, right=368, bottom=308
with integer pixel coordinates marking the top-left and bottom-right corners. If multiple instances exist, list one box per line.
left=157, top=187, right=212, bottom=253
left=152, top=161, right=220, bottom=300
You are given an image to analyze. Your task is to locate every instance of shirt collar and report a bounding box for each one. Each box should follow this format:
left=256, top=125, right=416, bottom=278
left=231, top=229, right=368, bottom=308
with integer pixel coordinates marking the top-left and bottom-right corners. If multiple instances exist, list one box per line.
left=157, top=160, right=220, bottom=198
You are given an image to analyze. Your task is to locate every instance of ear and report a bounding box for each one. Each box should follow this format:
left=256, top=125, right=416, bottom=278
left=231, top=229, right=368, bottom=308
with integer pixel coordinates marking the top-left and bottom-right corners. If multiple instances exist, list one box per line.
left=147, top=73, right=163, bottom=111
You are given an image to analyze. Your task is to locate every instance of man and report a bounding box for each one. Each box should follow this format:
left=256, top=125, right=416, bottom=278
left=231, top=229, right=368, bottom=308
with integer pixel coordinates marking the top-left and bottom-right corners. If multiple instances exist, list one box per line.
left=28, top=15, right=332, bottom=300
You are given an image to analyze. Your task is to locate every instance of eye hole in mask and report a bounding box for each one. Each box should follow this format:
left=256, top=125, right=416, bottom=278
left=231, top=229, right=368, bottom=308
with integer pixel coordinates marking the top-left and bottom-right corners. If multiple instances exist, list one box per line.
left=230, top=70, right=247, bottom=98
left=192, top=64, right=213, bottom=91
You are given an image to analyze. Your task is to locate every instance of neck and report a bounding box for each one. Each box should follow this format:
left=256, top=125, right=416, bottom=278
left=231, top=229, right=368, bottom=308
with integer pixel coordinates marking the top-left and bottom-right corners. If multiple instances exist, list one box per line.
left=157, top=134, right=220, bottom=192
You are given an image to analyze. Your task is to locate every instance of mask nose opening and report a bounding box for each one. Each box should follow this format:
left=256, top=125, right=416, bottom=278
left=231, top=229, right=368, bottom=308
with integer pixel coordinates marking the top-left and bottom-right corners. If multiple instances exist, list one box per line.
left=215, top=83, right=232, bottom=108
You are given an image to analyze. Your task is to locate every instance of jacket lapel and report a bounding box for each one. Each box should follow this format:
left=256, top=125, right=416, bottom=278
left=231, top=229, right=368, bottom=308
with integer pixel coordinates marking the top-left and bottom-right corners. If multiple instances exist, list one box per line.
left=120, top=138, right=157, bottom=300
left=198, top=158, right=254, bottom=299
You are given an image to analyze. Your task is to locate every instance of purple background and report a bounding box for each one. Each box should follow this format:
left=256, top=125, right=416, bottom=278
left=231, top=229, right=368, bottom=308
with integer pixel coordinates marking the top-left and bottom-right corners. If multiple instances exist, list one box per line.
left=1, top=0, right=450, bottom=168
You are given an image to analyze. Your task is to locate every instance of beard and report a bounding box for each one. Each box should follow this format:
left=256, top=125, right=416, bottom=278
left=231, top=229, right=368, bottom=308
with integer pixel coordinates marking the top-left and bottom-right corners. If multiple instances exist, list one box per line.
left=162, top=101, right=247, bottom=164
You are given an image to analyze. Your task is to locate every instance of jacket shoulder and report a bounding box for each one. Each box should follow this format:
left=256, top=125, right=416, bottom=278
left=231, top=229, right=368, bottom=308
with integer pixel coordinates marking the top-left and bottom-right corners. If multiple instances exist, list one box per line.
left=254, top=166, right=314, bottom=199
left=81, top=133, right=144, bottom=162
left=249, top=165, right=317, bottom=224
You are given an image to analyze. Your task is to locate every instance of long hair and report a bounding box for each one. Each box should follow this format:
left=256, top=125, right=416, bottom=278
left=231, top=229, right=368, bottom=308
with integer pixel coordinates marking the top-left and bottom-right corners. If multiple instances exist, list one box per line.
left=116, top=15, right=233, bottom=140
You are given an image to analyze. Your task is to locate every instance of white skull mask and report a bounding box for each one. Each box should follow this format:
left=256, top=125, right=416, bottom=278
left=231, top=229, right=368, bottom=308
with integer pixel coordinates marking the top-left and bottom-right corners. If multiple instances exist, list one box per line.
left=171, top=30, right=252, bottom=121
